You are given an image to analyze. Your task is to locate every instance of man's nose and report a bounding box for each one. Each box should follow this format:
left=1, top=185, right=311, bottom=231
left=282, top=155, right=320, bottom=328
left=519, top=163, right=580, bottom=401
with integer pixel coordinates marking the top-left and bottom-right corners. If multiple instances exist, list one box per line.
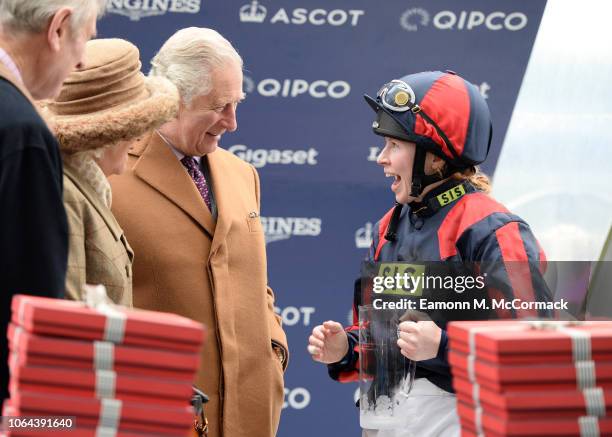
left=222, top=104, right=238, bottom=132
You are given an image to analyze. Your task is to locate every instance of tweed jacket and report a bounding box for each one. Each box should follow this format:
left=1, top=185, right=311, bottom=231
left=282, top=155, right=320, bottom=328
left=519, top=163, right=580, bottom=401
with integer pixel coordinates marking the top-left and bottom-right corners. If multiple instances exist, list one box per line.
left=63, top=161, right=133, bottom=306
left=109, top=132, right=288, bottom=437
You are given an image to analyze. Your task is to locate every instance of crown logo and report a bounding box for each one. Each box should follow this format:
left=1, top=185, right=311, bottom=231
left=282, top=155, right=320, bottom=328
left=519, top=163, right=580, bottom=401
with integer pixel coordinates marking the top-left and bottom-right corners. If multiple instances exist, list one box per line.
left=355, top=222, right=373, bottom=249
left=240, top=1, right=267, bottom=23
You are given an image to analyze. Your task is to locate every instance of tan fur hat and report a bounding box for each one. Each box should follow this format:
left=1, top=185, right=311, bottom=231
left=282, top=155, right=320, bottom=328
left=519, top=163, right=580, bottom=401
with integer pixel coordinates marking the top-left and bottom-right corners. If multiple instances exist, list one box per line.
left=43, top=38, right=179, bottom=153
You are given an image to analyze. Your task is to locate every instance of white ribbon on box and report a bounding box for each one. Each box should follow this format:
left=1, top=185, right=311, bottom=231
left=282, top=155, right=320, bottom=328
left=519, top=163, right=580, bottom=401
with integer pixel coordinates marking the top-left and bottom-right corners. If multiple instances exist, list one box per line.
left=86, top=286, right=125, bottom=403
left=96, top=398, right=122, bottom=437
left=584, top=388, right=606, bottom=417
left=467, top=325, right=524, bottom=437
left=465, top=321, right=606, bottom=437
left=14, top=285, right=127, bottom=343
left=531, top=322, right=606, bottom=420
left=538, top=322, right=603, bottom=437
left=96, top=427, right=118, bottom=437
left=10, top=332, right=119, bottom=400
left=94, top=341, right=114, bottom=370
left=579, top=416, right=601, bottom=437
left=17, top=295, right=31, bottom=327
left=8, top=325, right=24, bottom=371
left=95, top=369, right=117, bottom=399
left=84, top=284, right=127, bottom=343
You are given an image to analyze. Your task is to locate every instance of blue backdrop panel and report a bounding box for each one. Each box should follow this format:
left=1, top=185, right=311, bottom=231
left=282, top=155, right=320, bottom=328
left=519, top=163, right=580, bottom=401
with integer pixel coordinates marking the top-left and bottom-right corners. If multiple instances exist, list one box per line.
left=99, top=1, right=546, bottom=435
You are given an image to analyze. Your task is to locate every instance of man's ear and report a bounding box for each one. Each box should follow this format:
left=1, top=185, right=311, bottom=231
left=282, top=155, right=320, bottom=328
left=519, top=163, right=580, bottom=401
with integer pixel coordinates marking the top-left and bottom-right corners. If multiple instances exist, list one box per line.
left=46, top=7, right=73, bottom=52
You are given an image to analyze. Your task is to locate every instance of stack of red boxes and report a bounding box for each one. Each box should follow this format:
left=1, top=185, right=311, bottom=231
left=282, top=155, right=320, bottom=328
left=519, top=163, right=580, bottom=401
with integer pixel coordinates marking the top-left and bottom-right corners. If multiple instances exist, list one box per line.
left=3, top=294, right=205, bottom=436
left=448, top=320, right=612, bottom=437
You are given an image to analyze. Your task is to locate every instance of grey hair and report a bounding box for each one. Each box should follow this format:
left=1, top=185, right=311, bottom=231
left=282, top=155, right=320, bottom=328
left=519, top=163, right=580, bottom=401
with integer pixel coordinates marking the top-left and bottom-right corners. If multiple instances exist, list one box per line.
left=149, top=27, right=243, bottom=106
left=0, top=0, right=106, bottom=34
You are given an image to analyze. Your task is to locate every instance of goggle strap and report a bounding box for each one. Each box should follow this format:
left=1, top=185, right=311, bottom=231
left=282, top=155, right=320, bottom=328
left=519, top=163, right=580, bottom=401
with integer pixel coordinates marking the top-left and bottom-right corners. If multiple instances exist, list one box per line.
left=410, top=146, right=428, bottom=198
left=383, top=202, right=403, bottom=242
left=411, top=146, right=451, bottom=199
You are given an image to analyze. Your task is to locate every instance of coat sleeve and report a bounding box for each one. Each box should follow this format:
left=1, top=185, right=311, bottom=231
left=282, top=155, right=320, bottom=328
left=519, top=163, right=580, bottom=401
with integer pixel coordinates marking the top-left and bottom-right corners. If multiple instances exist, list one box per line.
left=251, top=165, right=289, bottom=368
left=62, top=180, right=87, bottom=301
left=0, top=136, right=67, bottom=297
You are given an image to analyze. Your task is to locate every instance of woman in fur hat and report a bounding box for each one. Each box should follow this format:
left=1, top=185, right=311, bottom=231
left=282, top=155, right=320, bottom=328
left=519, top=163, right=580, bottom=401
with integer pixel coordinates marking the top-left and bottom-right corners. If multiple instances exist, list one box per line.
left=43, top=38, right=178, bottom=306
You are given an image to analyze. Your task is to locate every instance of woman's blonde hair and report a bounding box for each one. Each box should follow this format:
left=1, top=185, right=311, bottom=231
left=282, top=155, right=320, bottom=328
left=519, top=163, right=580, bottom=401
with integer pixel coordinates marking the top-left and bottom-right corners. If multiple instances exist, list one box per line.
left=449, top=166, right=492, bottom=193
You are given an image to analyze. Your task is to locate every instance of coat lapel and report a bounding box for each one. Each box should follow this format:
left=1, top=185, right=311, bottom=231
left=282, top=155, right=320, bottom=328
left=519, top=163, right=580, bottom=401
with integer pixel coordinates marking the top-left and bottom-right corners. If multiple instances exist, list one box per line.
left=207, top=149, right=236, bottom=255
left=133, top=133, right=216, bottom=237
left=64, top=164, right=125, bottom=242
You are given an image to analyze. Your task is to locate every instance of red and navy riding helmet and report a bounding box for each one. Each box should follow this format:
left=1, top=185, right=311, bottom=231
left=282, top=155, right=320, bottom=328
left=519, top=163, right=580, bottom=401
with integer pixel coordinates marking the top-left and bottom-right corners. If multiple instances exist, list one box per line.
left=364, top=70, right=492, bottom=170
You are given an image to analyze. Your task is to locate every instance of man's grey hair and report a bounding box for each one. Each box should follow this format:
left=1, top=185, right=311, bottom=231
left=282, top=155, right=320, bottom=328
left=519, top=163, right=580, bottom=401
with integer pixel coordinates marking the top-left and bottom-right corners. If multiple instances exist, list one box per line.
left=0, top=0, right=106, bottom=34
left=150, top=27, right=243, bottom=106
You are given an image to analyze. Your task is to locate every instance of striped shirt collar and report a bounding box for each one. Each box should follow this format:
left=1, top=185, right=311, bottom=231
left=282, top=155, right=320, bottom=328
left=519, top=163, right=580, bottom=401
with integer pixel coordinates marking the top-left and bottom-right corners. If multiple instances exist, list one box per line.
left=157, top=130, right=201, bottom=165
left=0, top=47, right=23, bottom=85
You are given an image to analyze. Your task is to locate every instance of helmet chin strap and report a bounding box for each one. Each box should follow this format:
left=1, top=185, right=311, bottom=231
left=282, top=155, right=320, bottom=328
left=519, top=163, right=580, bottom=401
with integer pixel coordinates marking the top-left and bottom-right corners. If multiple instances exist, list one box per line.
left=409, top=147, right=445, bottom=198
left=385, top=148, right=461, bottom=242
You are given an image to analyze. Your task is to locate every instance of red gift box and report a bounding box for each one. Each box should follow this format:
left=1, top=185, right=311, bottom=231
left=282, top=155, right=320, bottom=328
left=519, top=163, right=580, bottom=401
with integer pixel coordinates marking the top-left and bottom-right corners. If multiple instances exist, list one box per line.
left=453, top=376, right=611, bottom=420
left=448, top=320, right=612, bottom=365
left=8, top=325, right=199, bottom=381
left=11, top=295, right=204, bottom=352
left=9, top=364, right=192, bottom=407
left=9, top=391, right=193, bottom=436
left=449, top=321, right=612, bottom=436
left=449, top=349, right=612, bottom=392
left=457, top=401, right=612, bottom=436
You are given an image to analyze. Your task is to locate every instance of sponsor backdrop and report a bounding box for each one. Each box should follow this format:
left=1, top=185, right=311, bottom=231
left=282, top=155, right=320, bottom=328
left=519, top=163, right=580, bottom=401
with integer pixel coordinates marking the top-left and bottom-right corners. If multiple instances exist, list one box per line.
left=99, top=1, right=546, bottom=435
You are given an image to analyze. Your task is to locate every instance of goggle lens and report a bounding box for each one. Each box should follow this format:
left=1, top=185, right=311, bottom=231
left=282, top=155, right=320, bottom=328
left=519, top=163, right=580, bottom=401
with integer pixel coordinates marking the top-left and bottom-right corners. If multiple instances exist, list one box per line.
left=377, top=80, right=416, bottom=112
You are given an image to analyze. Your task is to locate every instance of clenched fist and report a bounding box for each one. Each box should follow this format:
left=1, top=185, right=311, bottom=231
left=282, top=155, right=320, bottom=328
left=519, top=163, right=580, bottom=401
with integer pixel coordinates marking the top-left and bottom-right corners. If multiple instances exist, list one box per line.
left=307, top=320, right=349, bottom=364
left=397, top=321, right=442, bottom=361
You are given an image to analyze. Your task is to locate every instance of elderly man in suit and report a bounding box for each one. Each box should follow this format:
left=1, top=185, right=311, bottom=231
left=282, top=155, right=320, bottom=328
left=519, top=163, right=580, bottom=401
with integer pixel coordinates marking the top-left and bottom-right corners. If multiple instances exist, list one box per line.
left=110, top=27, right=288, bottom=437
left=0, top=0, right=104, bottom=400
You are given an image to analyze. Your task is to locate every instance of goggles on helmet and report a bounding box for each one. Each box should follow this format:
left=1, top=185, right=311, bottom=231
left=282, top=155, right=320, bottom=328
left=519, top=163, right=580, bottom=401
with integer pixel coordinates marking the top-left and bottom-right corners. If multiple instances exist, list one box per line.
left=374, top=79, right=460, bottom=163
left=377, top=80, right=419, bottom=113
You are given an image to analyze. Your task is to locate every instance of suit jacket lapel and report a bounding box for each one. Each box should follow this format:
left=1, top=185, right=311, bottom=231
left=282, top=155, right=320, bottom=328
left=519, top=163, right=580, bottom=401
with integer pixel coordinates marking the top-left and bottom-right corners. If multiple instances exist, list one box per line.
left=133, top=133, right=216, bottom=237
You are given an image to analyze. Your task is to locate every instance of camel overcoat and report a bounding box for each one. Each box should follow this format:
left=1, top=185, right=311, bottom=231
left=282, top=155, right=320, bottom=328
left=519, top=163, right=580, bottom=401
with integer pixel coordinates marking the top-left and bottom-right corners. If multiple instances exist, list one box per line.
left=109, top=132, right=288, bottom=437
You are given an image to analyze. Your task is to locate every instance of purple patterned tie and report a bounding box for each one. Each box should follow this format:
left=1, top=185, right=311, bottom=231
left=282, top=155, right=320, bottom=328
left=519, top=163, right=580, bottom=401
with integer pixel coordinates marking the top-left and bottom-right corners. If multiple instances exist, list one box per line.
left=181, top=156, right=212, bottom=211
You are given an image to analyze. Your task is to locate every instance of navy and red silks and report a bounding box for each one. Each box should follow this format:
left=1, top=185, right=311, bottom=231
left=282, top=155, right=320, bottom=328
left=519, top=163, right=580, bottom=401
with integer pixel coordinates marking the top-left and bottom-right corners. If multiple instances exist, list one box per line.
left=328, top=180, right=551, bottom=392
